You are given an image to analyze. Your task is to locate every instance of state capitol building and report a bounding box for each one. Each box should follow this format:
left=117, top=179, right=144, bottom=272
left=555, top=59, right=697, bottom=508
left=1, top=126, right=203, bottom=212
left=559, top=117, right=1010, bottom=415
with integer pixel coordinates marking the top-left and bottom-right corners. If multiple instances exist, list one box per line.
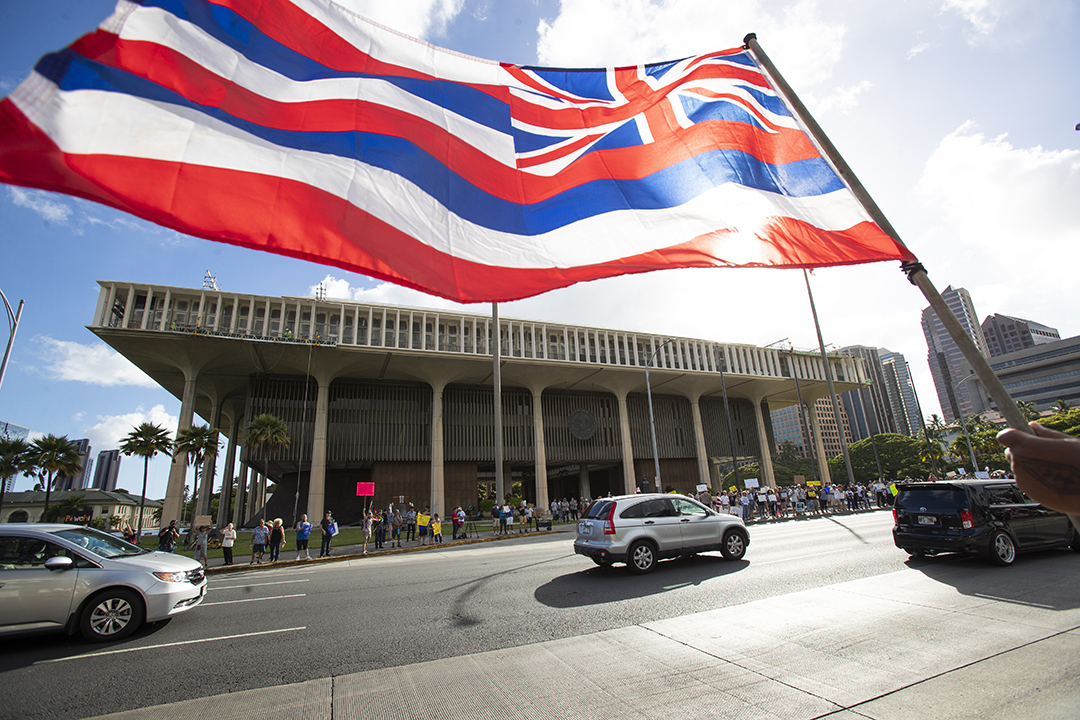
left=90, top=281, right=865, bottom=527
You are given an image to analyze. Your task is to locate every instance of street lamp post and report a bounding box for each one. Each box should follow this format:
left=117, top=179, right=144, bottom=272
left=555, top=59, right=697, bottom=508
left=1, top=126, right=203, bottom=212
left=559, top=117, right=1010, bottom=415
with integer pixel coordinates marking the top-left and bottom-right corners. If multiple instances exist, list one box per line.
left=0, top=289, right=24, bottom=398
left=644, top=338, right=677, bottom=491
left=953, top=373, right=981, bottom=473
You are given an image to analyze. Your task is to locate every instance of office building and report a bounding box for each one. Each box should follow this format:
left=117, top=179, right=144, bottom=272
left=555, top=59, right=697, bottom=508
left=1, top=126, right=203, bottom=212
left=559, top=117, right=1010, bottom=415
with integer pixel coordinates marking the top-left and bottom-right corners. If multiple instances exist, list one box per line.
left=55, top=438, right=92, bottom=491
left=89, top=281, right=867, bottom=526
left=981, top=314, right=1060, bottom=358
left=879, top=352, right=921, bottom=436
left=1, top=421, right=31, bottom=493
left=978, top=335, right=1080, bottom=413
left=92, top=449, right=122, bottom=492
left=922, top=286, right=990, bottom=422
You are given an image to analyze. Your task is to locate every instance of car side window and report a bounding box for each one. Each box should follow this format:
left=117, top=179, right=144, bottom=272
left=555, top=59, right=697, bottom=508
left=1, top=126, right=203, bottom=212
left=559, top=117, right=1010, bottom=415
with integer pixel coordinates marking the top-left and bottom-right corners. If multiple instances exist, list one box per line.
left=987, top=485, right=1023, bottom=505
left=619, top=502, right=646, bottom=519
left=673, top=498, right=707, bottom=518
left=0, top=537, right=77, bottom=569
left=645, top=499, right=677, bottom=518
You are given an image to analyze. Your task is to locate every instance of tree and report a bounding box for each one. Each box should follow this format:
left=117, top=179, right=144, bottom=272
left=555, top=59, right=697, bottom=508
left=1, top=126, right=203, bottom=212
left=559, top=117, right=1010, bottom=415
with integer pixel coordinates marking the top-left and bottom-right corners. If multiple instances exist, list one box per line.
left=30, top=435, right=83, bottom=519
left=0, top=437, right=33, bottom=519
left=174, top=425, right=220, bottom=527
left=43, top=493, right=88, bottom=523
left=1052, top=397, right=1072, bottom=415
left=843, top=433, right=926, bottom=481
left=246, top=414, right=290, bottom=522
left=1017, top=400, right=1040, bottom=422
left=119, top=422, right=173, bottom=540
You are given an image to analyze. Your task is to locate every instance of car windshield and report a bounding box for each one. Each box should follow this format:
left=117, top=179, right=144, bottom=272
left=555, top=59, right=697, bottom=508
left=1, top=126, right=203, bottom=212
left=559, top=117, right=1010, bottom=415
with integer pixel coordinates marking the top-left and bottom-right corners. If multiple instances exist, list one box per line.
left=51, top=526, right=149, bottom=559
left=894, top=489, right=968, bottom=511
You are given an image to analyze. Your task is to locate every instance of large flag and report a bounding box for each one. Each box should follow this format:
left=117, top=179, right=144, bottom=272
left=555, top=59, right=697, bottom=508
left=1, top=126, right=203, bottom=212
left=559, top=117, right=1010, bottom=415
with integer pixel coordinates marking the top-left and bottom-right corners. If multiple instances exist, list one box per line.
left=0, top=0, right=916, bottom=303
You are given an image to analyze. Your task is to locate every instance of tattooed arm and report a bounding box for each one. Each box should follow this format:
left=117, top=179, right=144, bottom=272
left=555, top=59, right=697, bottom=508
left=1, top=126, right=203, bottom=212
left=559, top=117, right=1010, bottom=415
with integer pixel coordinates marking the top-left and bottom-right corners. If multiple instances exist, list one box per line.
left=997, top=422, right=1080, bottom=525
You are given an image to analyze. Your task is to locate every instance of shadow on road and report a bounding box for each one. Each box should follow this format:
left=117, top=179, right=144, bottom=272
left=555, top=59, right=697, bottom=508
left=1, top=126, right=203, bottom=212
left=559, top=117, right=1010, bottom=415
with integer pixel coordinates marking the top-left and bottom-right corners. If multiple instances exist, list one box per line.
left=0, top=617, right=173, bottom=671
left=903, top=549, right=1080, bottom=611
left=533, top=554, right=748, bottom=608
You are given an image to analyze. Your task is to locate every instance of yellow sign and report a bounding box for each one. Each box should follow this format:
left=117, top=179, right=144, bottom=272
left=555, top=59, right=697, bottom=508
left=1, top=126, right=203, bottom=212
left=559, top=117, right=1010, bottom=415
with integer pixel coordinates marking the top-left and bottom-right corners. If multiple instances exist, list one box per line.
left=432, top=521, right=441, bottom=535
left=806, top=480, right=821, bottom=486
left=417, top=513, right=431, bottom=527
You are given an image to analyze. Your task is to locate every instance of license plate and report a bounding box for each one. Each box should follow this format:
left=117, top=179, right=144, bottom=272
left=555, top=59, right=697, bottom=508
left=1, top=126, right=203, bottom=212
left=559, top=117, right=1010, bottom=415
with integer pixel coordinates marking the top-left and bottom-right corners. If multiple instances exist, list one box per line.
left=918, top=515, right=937, bottom=526
left=579, top=522, right=591, bottom=535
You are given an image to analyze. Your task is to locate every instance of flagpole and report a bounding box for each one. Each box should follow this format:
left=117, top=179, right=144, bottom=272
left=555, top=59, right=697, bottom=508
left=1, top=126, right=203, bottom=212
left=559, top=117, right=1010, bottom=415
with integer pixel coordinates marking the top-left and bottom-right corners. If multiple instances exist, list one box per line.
left=742, top=34, right=1029, bottom=434
left=492, top=303, right=505, bottom=505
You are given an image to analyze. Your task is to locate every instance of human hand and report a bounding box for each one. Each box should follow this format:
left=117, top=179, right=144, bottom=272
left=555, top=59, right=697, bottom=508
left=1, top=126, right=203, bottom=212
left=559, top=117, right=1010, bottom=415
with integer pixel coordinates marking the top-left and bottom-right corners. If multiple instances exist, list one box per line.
left=997, top=422, right=1080, bottom=516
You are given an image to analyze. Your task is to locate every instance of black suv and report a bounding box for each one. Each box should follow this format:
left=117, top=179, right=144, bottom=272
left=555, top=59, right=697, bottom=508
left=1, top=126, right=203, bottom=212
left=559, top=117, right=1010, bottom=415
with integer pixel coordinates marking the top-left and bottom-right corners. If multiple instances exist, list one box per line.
left=892, top=479, right=1079, bottom=565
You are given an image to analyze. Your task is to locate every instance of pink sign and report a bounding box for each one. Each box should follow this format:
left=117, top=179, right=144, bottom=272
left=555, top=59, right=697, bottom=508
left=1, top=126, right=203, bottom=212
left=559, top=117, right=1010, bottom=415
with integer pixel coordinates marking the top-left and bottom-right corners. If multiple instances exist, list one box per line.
left=356, top=482, right=375, bottom=497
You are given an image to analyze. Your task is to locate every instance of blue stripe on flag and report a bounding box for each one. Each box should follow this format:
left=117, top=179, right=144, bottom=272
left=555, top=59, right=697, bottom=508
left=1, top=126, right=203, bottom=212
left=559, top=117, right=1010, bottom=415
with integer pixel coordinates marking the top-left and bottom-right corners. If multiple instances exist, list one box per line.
left=518, top=67, right=616, bottom=102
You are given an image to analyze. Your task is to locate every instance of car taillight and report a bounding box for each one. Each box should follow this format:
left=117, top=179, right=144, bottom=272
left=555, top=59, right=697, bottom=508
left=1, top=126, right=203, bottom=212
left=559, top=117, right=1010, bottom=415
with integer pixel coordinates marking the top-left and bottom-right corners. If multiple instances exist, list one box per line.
left=960, top=510, right=973, bottom=529
left=892, top=508, right=898, bottom=524
left=603, top=503, right=617, bottom=534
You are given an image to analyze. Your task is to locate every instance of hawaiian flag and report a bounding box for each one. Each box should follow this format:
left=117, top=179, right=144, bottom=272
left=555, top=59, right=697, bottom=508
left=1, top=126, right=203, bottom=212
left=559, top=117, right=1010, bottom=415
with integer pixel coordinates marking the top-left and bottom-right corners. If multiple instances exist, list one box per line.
left=0, top=0, right=916, bottom=303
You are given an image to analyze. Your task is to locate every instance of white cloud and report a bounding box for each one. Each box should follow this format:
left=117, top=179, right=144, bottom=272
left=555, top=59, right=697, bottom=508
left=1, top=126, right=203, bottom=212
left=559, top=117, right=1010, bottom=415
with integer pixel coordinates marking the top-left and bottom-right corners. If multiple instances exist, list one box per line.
left=8, top=187, right=73, bottom=224
left=941, top=0, right=1000, bottom=37
left=333, top=0, right=465, bottom=38
left=536, top=0, right=846, bottom=90
left=34, top=337, right=159, bottom=388
left=914, top=121, right=1080, bottom=328
left=906, top=42, right=931, bottom=59
left=84, top=404, right=179, bottom=453
left=810, top=80, right=873, bottom=116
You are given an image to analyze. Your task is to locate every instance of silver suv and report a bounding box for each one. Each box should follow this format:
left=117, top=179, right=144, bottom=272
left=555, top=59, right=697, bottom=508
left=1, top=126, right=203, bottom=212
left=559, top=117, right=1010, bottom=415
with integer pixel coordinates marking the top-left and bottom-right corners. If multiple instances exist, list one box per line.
left=0, top=524, right=207, bottom=642
left=574, top=494, right=749, bottom=573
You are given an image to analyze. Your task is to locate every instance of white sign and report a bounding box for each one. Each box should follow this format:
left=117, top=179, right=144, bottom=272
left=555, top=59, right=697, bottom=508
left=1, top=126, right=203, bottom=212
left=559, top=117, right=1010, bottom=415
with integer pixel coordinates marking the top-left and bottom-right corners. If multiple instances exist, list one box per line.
left=744, top=477, right=760, bottom=488
left=975, top=471, right=991, bottom=479
left=696, top=484, right=708, bottom=493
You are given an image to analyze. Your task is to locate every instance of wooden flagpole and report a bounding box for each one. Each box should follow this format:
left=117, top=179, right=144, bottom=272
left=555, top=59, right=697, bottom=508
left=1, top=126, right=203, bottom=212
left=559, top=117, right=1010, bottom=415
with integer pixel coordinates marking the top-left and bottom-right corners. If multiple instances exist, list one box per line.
left=742, top=33, right=1030, bottom=434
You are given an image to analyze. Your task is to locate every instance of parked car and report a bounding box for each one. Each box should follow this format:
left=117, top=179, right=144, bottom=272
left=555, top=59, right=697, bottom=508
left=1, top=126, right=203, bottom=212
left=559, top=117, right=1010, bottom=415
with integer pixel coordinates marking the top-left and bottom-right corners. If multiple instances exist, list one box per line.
left=574, top=493, right=749, bottom=573
left=892, top=479, right=1080, bottom=565
left=0, top=524, right=207, bottom=642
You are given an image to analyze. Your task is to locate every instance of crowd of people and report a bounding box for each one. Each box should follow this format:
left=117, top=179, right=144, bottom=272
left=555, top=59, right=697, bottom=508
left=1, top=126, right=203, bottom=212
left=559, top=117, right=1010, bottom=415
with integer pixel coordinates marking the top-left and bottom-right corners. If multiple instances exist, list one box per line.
left=695, top=481, right=897, bottom=522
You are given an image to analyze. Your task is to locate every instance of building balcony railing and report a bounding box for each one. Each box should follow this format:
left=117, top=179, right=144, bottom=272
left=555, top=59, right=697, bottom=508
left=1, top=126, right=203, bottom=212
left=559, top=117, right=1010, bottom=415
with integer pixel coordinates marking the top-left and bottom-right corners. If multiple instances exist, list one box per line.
left=93, top=281, right=861, bottom=383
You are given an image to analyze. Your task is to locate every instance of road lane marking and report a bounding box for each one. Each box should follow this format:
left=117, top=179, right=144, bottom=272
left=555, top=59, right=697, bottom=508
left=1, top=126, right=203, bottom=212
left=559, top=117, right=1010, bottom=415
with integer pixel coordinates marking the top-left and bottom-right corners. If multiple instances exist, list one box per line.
left=34, top=627, right=307, bottom=664
left=210, top=579, right=310, bottom=590
left=750, top=547, right=851, bottom=566
left=202, top=594, right=306, bottom=605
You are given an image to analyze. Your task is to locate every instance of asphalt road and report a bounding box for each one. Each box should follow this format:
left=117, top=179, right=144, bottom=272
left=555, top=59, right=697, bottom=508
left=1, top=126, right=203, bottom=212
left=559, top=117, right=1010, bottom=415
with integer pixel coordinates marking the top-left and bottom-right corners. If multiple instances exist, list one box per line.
left=3, top=510, right=1074, bottom=719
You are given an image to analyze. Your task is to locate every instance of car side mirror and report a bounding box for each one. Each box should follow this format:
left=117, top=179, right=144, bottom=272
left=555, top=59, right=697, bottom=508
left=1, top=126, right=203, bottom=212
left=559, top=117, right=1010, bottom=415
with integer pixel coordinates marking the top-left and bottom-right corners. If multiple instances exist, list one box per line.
left=44, top=556, right=74, bottom=571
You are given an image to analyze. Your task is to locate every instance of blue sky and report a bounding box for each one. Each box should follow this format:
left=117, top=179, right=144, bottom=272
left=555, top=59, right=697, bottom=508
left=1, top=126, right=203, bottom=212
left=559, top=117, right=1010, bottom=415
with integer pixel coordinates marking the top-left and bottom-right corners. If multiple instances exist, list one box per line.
left=1, top=0, right=1078, bottom=498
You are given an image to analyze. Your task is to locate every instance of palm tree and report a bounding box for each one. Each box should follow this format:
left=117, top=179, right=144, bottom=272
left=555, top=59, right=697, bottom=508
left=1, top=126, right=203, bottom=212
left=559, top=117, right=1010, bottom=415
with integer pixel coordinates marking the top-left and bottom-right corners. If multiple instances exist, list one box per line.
left=119, top=423, right=173, bottom=540
left=30, top=435, right=84, bottom=519
left=246, top=414, right=290, bottom=522
left=0, top=437, right=34, bottom=519
left=1017, top=400, right=1040, bottom=422
left=1052, top=397, right=1072, bottom=415
left=174, top=425, right=220, bottom=528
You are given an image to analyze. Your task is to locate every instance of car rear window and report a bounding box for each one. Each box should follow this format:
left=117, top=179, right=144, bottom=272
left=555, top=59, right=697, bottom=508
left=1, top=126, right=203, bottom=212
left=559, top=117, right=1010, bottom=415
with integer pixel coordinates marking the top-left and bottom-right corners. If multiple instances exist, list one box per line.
left=582, top=500, right=615, bottom=519
left=894, top=489, right=969, bottom=511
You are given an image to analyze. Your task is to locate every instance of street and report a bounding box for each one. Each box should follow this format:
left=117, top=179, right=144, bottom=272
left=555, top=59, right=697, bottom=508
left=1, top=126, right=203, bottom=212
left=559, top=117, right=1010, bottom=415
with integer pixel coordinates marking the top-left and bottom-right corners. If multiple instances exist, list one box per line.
left=1, top=510, right=1078, bottom=719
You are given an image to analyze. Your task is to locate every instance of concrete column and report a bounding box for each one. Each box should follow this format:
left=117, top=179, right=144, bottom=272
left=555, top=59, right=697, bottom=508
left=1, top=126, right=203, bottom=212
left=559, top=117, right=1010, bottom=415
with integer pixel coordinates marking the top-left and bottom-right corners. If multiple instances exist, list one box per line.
left=306, top=380, right=331, bottom=519
left=532, top=389, right=549, bottom=515
left=689, top=396, right=711, bottom=488
left=616, top=391, right=636, bottom=495
left=752, top=401, right=777, bottom=487
left=808, top=402, right=831, bottom=484
left=162, top=372, right=198, bottom=525
left=578, top=463, right=591, bottom=499
left=217, top=421, right=238, bottom=528
left=430, top=382, right=446, bottom=517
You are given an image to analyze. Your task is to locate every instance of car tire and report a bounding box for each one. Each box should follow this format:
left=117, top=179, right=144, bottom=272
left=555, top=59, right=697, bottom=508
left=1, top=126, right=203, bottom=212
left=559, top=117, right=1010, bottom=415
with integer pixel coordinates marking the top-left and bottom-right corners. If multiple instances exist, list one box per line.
left=720, top=530, right=747, bottom=561
left=627, top=540, right=657, bottom=574
left=987, top=530, right=1017, bottom=566
left=80, top=588, right=145, bottom=642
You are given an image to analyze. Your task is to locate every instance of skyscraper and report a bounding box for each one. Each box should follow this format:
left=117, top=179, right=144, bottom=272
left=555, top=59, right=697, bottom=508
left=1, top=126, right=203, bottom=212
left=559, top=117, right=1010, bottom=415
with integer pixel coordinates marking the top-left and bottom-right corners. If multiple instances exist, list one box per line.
left=92, top=449, right=122, bottom=492
left=56, top=438, right=92, bottom=491
left=922, top=286, right=990, bottom=422
left=1, top=421, right=30, bottom=493
left=838, top=346, right=896, bottom=441
left=879, top=352, right=921, bottom=436
left=981, top=314, right=1061, bottom=357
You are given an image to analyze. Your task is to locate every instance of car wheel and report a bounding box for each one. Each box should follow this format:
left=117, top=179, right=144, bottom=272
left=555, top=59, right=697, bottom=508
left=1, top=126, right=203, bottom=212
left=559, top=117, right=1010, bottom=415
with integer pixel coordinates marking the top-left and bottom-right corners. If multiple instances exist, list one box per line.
left=627, top=541, right=657, bottom=574
left=80, top=588, right=145, bottom=642
left=720, top=530, right=747, bottom=561
left=987, top=531, right=1017, bottom=566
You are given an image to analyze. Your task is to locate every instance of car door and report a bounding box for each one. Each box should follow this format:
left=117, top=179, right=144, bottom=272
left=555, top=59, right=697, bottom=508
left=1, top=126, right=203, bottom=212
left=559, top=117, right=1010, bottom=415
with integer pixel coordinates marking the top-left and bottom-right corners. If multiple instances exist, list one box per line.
left=985, top=485, right=1039, bottom=547
left=0, top=535, right=79, bottom=632
left=635, top=498, right=683, bottom=555
left=1016, top=487, right=1073, bottom=546
left=672, top=497, right=716, bottom=552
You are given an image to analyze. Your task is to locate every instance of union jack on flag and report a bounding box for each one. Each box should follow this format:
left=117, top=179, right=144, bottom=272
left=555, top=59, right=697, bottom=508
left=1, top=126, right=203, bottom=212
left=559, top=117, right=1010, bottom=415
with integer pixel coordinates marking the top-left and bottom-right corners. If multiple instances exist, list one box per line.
left=0, top=0, right=915, bottom=303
